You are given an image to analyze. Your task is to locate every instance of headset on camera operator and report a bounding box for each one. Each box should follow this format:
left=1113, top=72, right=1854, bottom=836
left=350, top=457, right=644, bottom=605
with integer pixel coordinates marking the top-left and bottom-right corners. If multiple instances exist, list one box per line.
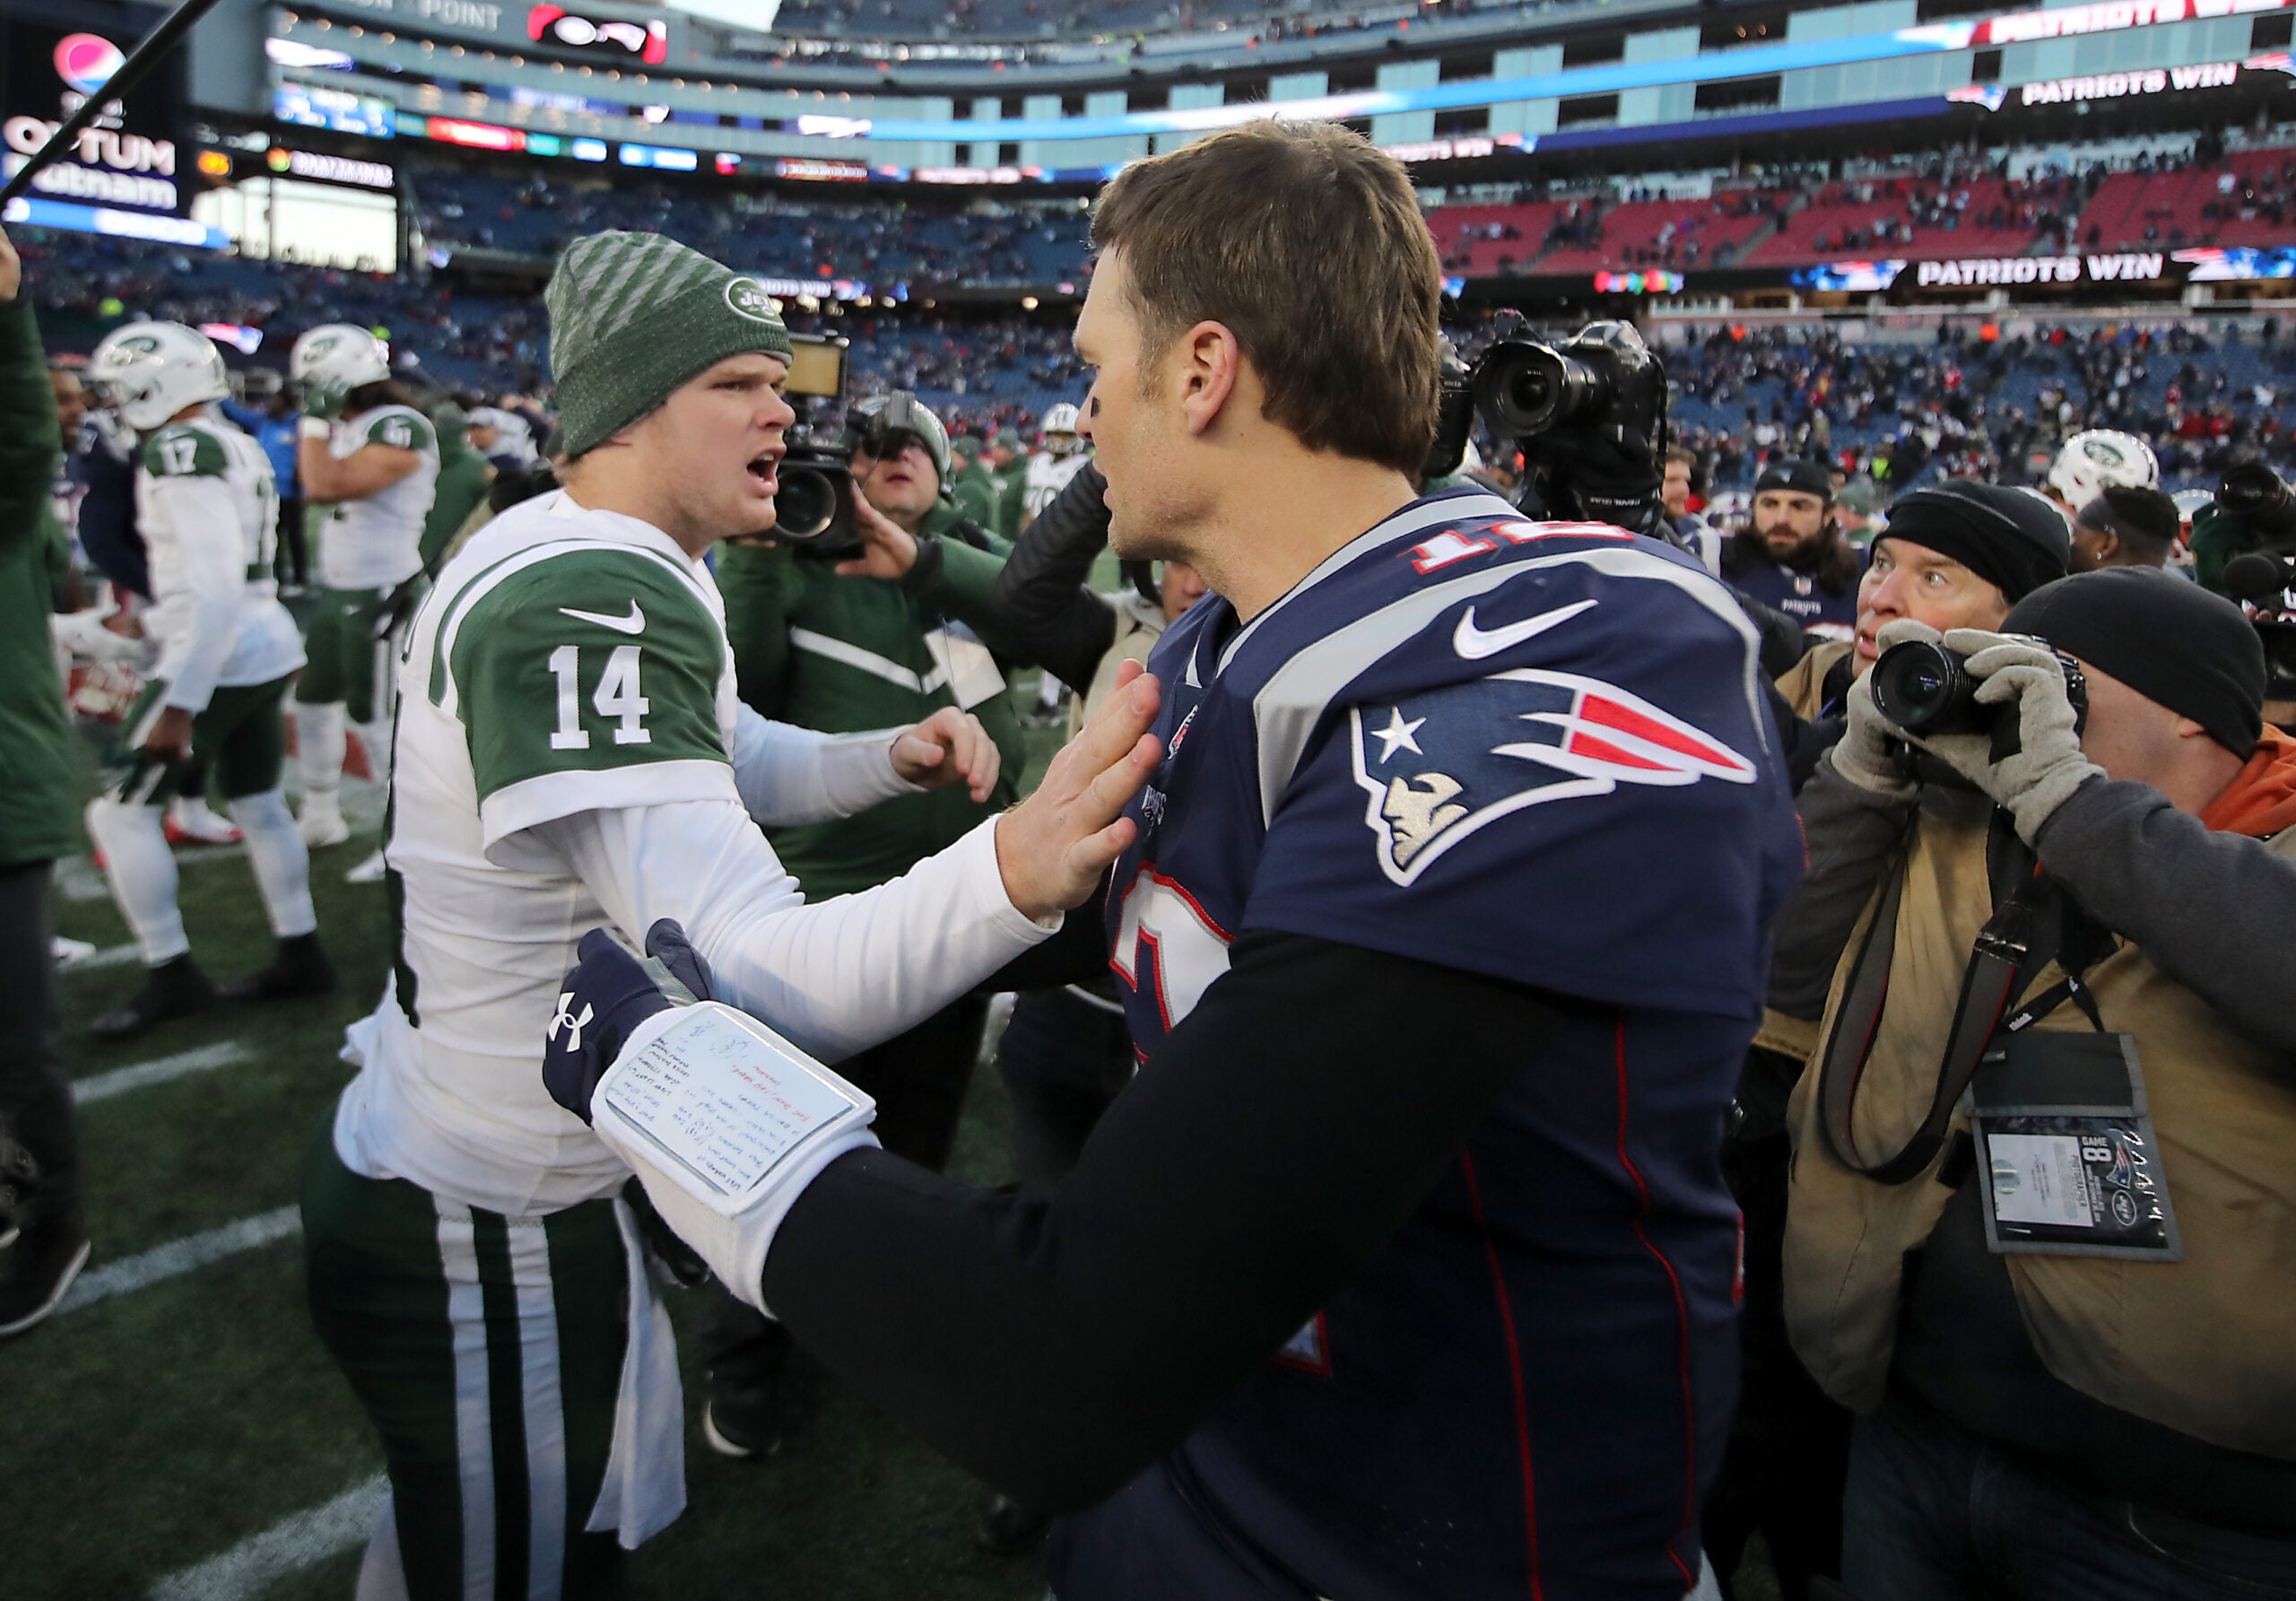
left=1771, top=565, right=2296, bottom=1600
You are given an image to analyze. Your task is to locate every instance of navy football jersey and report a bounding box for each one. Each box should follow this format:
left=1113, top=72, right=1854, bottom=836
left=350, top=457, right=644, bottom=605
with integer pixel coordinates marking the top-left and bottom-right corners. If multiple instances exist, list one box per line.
left=1725, top=547, right=1862, bottom=638
left=1096, top=488, right=1803, bottom=1600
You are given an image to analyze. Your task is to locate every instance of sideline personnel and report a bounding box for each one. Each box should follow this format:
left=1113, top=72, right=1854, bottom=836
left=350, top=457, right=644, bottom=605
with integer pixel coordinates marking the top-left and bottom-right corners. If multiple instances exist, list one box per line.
left=1779, top=569, right=2296, bottom=1598
left=553, top=122, right=1801, bottom=1600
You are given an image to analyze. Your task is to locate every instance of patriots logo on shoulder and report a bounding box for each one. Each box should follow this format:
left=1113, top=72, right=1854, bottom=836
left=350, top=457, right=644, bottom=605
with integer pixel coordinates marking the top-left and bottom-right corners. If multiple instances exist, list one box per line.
left=1351, top=669, right=1757, bottom=885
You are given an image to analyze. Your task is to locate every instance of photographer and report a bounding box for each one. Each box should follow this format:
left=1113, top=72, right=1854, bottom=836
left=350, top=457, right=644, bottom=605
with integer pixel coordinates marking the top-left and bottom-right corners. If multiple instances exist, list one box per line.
left=1721, top=459, right=1863, bottom=640
left=706, top=389, right=1032, bottom=1457
left=1769, top=483, right=2073, bottom=792
left=1708, top=482, right=2072, bottom=1597
left=1776, top=569, right=2296, bottom=1598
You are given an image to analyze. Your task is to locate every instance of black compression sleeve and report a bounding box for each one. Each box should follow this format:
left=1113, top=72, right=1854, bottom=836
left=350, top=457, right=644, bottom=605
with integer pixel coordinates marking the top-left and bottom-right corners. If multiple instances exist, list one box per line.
left=761, top=930, right=1567, bottom=1510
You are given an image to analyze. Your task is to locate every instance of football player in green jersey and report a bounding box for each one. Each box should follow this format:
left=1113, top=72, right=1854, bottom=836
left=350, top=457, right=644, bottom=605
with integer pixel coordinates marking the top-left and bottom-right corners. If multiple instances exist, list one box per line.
left=303, top=231, right=1159, bottom=1599
left=83, top=322, right=332, bottom=1039
left=289, top=325, right=441, bottom=883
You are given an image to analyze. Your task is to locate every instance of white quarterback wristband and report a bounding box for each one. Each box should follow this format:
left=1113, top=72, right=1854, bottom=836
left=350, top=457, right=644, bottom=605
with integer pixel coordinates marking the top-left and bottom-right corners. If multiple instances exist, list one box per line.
left=588, top=1002, right=880, bottom=1311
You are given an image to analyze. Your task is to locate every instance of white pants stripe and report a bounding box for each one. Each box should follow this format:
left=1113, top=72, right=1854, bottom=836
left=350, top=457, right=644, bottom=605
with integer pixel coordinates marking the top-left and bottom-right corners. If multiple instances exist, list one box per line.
left=433, top=1200, right=497, bottom=1601
left=505, top=1219, right=567, bottom=1601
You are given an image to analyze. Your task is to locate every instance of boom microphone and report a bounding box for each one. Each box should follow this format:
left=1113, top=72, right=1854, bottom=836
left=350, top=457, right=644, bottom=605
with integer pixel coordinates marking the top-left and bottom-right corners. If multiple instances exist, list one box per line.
left=0, top=0, right=229, bottom=207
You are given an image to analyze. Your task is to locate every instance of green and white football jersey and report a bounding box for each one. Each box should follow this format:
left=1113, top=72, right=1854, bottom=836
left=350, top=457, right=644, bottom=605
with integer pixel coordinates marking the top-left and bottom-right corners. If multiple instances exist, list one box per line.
left=336, top=490, right=746, bottom=1213
left=135, top=411, right=306, bottom=706
left=318, top=404, right=439, bottom=591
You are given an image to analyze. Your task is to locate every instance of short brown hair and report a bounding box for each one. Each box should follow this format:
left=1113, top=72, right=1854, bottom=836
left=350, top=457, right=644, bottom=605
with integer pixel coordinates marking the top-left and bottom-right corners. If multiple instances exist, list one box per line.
left=1090, top=119, right=1441, bottom=477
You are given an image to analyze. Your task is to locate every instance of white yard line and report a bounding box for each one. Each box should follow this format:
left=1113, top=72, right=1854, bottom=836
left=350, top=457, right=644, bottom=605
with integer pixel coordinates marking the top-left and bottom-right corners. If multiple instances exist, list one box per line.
left=57, top=1205, right=302, bottom=1317
left=147, top=1474, right=388, bottom=1601
left=74, top=1042, right=251, bottom=1106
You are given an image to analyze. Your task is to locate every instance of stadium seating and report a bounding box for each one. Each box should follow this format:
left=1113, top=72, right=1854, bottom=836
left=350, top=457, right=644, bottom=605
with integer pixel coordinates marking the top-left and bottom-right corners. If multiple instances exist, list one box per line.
left=2074, top=149, right=2296, bottom=251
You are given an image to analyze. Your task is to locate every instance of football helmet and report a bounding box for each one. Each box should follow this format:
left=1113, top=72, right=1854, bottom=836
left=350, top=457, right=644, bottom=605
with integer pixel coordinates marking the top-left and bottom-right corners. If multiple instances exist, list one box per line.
left=87, top=323, right=229, bottom=432
left=1041, top=401, right=1083, bottom=456
left=291, top=324, right=391, bottom=395
left=2048, top=430, right=2159, bottom=510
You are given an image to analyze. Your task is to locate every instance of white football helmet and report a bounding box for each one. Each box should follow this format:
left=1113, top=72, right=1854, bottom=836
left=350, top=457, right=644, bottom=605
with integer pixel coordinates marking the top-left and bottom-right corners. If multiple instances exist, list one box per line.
left=291, top=324, right=391, bottom=394
left=88, top=323, right=229, bottom=432
left=1041, top=401, right=1083, bottom=456
left=2048, top=430, right=2160, bottom=509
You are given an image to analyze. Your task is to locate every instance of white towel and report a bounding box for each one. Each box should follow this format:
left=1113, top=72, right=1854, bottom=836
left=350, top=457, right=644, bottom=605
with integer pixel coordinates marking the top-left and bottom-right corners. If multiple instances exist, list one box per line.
left=585, top=1196, right=687, bottom=1548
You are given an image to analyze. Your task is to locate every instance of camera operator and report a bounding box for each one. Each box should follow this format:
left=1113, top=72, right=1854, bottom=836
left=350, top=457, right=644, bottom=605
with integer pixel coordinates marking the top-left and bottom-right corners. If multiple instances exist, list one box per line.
left=2192, top=460, right=2296, bottom=597
left=705, top=388, right=1033, bottom=1457
left=1775, top=568, right=2296, bottom=1598
left=1770, top=483, right=2073, bottom=792
left=2067, top=484, right=2179, bottom=574
left=1708, top=482, right=2072, bottom=1597
left=1721, top=459, right=1863, bottom=641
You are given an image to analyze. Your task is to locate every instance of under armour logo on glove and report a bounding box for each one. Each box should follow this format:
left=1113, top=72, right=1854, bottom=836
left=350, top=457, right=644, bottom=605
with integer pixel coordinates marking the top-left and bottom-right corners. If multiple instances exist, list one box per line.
left=542, top=922, right=716, bottom=1126
left=549, top=994, right=596, bottom=1052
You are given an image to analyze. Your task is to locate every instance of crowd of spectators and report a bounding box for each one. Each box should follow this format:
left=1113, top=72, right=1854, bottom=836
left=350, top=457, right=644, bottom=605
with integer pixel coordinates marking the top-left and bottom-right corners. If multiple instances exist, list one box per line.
left=21, top=156, right=2296, bottom=494
left=1659, top=319, right=2296, bottom=502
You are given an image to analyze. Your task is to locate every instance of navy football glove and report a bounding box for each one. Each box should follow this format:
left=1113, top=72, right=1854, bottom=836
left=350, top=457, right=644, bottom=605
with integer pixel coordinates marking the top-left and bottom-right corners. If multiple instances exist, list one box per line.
left=544, top=919, right=717, bottom=1125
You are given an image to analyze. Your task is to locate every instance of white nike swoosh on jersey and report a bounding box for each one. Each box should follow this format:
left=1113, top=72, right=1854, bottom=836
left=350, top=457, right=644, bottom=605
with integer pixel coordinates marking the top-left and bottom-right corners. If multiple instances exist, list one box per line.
left=559, top=602, right=646, bottom=635
left=1452, top=597, right=1598, bottom=659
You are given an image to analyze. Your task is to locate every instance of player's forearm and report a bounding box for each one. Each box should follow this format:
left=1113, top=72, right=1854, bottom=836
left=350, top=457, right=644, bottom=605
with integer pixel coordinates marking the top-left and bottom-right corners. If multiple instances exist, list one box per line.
left=727, top=708, right=918, bottom=826
left=545, top=799, right=1053, bottom=1062
left=746, top=933, right=1553, bottom=1510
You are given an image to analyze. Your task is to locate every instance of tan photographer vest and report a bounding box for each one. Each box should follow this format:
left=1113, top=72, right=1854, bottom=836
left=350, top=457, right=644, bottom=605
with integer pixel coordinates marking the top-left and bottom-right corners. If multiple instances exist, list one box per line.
left=1781, top=803, right=2296, bottom=1459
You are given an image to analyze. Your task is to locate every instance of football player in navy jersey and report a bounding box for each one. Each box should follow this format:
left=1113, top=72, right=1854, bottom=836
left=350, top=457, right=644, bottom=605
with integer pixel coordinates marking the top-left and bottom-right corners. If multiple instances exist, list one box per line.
left=549, top=119, right=1803, bottom=1600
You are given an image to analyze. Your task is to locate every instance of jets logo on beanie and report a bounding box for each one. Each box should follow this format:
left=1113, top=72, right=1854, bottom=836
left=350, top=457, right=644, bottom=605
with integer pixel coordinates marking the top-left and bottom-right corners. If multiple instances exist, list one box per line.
left=545, top=231, right=795, bottom=457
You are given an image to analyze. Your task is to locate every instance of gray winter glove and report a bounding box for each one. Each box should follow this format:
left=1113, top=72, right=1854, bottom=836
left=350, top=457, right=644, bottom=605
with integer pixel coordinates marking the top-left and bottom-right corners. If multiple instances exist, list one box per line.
left=1826, top=619, right=1935, bottom=800
left=1897, top=627, right=2102, bottom=845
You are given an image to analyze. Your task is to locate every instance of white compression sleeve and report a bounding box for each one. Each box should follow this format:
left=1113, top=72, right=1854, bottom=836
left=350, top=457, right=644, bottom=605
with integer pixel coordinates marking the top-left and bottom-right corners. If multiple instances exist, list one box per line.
left=532, top=801, right=1055, bottom=1064
left=85, top=796, right=187, bottom=964
left=227, top=788, right=317, bottom=938
left=296, top=700, right=346, bottom=803
left=727, top=706, right=918, bottom=828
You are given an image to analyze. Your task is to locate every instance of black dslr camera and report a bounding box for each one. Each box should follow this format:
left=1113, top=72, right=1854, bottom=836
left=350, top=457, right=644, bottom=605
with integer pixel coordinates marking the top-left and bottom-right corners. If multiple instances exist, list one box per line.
left=1427, top=316, right=1671, bottom=533
left=1870, top=635, right=2089, bottom=761
left=765, top=333, right=857, bottom=555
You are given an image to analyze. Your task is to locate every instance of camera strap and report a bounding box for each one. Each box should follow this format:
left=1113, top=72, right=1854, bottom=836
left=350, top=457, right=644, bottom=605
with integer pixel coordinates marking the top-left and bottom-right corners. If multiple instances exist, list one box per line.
left=1813, top=838, right=2066, bottom=1186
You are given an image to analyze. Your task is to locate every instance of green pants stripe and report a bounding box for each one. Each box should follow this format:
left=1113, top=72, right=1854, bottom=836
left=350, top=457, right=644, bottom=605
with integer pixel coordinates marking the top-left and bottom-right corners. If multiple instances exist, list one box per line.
left=303, top=1130, right=626, bottom=1600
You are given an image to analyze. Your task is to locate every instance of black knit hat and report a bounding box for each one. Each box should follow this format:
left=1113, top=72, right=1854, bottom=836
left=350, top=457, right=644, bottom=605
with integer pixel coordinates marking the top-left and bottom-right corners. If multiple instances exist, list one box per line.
left=1881, top=481, right=2071, bottom=604
left=2005, top=568, right=2267, bottom=758
left=1756, top=457, right=1833, bottom=502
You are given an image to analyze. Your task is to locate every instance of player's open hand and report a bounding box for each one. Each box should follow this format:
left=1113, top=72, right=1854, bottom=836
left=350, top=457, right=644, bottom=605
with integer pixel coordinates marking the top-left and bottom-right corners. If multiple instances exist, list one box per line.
left=0, top=227, right=20, bottom=303
left=891, top=706, right=1000, bottom=802
left=993, top=658, right=1161, bottom=920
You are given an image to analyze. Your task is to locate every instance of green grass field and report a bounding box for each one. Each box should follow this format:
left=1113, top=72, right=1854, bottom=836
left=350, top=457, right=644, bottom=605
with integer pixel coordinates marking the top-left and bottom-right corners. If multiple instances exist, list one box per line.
left=8, top=713, right=1069, bottom=1601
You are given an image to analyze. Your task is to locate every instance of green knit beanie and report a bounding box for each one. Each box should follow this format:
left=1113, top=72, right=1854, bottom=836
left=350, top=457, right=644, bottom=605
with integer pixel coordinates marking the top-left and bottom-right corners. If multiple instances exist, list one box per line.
left=545, top=231, right=795, bottom=457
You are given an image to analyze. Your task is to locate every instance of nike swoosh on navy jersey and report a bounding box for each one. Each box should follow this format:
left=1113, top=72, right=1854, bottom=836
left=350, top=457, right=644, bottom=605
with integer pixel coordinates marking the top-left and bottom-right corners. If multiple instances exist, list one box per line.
left=559, top=602, right=646, bottom=635
left=1451, top=597, right=1596, bottom=659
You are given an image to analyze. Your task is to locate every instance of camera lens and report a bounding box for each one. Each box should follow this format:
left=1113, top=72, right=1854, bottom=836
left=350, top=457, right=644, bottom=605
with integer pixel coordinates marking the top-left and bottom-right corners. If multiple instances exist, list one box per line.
left=773, top=466, right=838, bottom=541
left=1869, top=640, right=1977, bottom=735
left=1476, top=345, right=1605, bottom=436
